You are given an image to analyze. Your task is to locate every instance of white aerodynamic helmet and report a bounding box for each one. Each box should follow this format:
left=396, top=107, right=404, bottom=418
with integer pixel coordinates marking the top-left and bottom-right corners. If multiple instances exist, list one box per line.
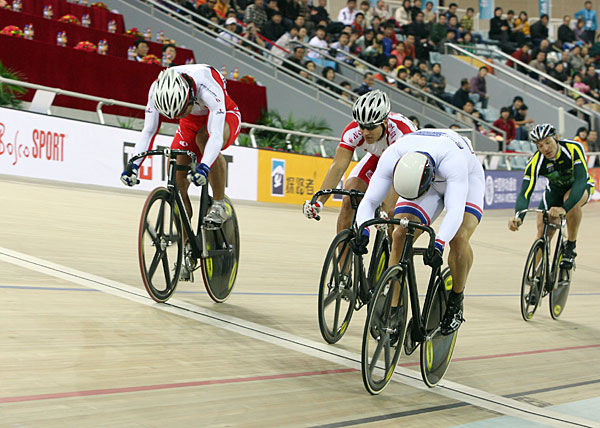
left=352, top=89, right=391, bottom=128
left=152, top=69, right=192, bottom=119
left=393, top=152, right=435, bottom=200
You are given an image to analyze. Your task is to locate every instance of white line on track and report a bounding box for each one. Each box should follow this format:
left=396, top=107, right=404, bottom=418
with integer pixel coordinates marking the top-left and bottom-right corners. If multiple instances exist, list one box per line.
left=0, top=246, right=597, bottom=428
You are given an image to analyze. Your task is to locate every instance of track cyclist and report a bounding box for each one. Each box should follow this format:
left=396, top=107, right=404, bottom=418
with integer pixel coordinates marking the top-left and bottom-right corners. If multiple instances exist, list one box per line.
left=351, top=128, right=485, bottom=335
left=508, top=123, right=594, bottom=269
left=120, top=65, right=242, bottom=279
left=302, top=90, right=417, bottom=230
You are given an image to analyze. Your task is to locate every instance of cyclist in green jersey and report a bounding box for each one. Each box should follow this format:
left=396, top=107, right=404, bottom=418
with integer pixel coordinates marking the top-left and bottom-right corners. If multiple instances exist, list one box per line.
left=508, top=123, right=595, bottom=269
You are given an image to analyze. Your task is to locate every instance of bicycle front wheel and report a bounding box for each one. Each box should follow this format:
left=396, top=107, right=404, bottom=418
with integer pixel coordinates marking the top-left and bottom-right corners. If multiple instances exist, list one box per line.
left=361, top=264, right=407, bottom=395
left=521, top=239, right=546, bottom=321
left=318, top=229, right=357, bottom=344
left=138, top=187, right=183, bottom=303
left=201, top=197, right=240, bottom=303
left=420, top=267, right=457, bottom=387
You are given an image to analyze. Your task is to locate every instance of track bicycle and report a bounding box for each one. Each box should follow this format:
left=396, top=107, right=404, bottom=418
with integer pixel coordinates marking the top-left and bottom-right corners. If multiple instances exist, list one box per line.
left=127, top=148, right=240, bottom=303
left=517, top=209, right=572, bottom=321
left=310, top=189, right=391, bottom=344
left=359, top=217, right=456, bottom=394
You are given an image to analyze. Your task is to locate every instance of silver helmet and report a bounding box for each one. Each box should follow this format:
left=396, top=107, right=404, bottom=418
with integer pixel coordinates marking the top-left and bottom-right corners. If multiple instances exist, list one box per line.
left=152, top=69, right=191, bottom=119
left=352, top=89, right=391, bottom=128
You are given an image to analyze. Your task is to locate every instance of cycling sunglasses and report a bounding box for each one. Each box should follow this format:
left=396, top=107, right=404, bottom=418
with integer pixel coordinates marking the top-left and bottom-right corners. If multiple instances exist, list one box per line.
left=359, top=122, right=383, bottom=131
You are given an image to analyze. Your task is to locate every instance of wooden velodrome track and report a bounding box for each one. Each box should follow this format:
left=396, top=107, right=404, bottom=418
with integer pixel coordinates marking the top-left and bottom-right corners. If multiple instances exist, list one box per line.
left=1, top=176, right=599, bottom=427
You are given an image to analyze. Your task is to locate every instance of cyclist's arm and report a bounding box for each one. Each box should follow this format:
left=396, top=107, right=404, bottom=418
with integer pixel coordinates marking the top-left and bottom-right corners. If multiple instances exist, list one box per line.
left=316, top=146, right=353, bottom=205
left=436, top=158, right=469, bottom=250
left=133, top=83, right=160, bottom=167
left=199, top=82, right=228, bottom=168
left=515, top=153, right=540, bottom=219
left=563, top=153, right=589, bottom=212
left=355, top=148, right=395, bottom=233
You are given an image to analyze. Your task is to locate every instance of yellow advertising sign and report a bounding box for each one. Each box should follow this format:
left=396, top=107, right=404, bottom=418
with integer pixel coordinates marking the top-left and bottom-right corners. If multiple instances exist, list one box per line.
left=257, top=150, right=358, bottom=206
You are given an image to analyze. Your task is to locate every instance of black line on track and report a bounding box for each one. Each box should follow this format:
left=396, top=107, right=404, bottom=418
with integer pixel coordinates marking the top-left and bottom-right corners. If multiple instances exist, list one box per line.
left=2, top=251, right=596, bottom=428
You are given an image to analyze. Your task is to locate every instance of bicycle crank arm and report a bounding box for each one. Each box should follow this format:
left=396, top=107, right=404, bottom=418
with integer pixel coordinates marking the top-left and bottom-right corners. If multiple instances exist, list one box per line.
left=200, top=226, right=209, bottom=258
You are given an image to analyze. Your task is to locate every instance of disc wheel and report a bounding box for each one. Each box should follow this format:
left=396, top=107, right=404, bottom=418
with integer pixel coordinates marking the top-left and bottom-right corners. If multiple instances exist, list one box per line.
left=420, top=267, right=457, bottom=387
left=361, top=265, right=408, bottom=395
left=549, top=258, right=571, bottom=320
left=201, top=197, right=240, bottom=303
left=139, top=187, right=182, bottom=303
left=521, top=239, right=546, bottom=321
left=318, top=229, right=357, bottom=344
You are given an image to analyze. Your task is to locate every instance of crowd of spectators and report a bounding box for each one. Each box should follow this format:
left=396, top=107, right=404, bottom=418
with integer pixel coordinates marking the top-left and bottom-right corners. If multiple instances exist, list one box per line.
left=160, top=0, right=600, bottom=150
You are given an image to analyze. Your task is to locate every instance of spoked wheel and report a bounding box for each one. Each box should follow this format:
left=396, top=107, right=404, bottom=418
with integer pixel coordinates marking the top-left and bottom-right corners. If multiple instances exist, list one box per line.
left=201, top=197, right=240, bottom=303
left=367, top=231, right=389, bottom=297
left=139, top=187, right=183, bottom=303
left=361, top=265, right=408, bottom=395
left=420, top=267, right=457, bottom=387
left=318, top=229, right=357, bottom=344
left=550, top=263, right=571, bottom=320
left=521, top=239, right=546, bottom=321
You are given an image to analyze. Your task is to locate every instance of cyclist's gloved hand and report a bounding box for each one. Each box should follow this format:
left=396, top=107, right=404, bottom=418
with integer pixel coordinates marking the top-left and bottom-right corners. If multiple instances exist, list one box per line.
left=121, top=164, right=140, bottom=187
left=303, top=200, right=323, bottom=220
left=187, top=162, right=210, bottom=187
left=350, top=230, right=369, bottom=255
left=424, top=243, right=443, bottom=269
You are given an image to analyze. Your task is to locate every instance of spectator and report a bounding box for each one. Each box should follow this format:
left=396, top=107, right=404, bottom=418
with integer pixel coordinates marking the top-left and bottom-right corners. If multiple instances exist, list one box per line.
left=506, top=42, right=532, bottom=71
left=358, top=0, right=373, bottom=27
left=528, top=50, right=547, bottom=81
left=162, top=43, right=178, bottom=66
left=573, top=126, right=589, bottom=151
left=354, top=71, right=374, bottom=95
left=409, top=0, right=423, bottom=22
left=381, top=21, right=398, bottom=57
left=549, top=62, right=572, bottom=90
left=396, top=66, right=410, bottom=92
left=513, top=11, right=530, bottom=37
left=339, top=81, right=354, bottom=101
left=402, top=56, right=415, bottom=74
left=584, top=65, right=600, bottom=98
left=573, top=18, right=588, bottom=46
left=530, top=14, right=549, bottom=46
left=568, top=45, right=586, bottom=72
left=506, top=9, right=516, bottom=29
left=241, top=21, right=267, bottom=52
left=429, top=14, right=448, bottom=46
left=417, top=73, right=432, bottom=100
left=460, top=7, right=475, bottom=34
left=198, top=0, right=218, bottom=20
left=298, top=26, right=309, bottom=43
left=330, top=32, right=353, bottom=64
left=338, top=0, right=358, bottom=26
left=506, top=95, right=523, bottom=119
left=423, top=1, right=435, bottom=24
left=370, top=15, right=382, bottom=33
left=403, top=33, right=416, bottom=60
left=351, top=12, right=365, bottom=34
left=283, top=45, right=308, bottom=75
left=134, top=39, right=149, bottom=62
left=456, top=99, right=476, bottom=125
left=262, top=11, right=286, bottom=42
left=213, top=0, right=230, bottom=20
left=364, top=31, right=384, bottom=65
left=374, top=0, right=392, bottom=21
left=273, top=26, right=300, bottom=57
left=307, top=25, right=328, bottom=60
left=428, top=62, right=452, bottom=103
left=558, top=15, right=576, bottom=47
left=445, top=3, right=458, bottom=22
left=218, top=17, right=242, bottom=46
left=355, top=28, right=374, bottom=56
left=447, top=15, right=463, bottom=42
left=310, top=0, right=330, bottom=26
left=574, top=1, right=597, bottom=44
left=489, top=7, right=509, bottom=43
left=418, top=61, right=430, bottom=79
left=244, top=0, right=268, bottom=29
left=514, top=103, right=533, bottom=140
left=470, top=66, right=489, bottom=109
left=408, top=115, right=420, bottom=129
left=408, top=12, right=431, bottom=61
left=374, top=62, right=396, bottom=85
left=436, top=29, right=457, bottom=53
left=390, top=41, right=407, bottom=64
left=572, top=73, right=591, bottom=95
left=493, top=107, right=516, bottom=143
left=394, top=0, right=412, bottom=28
left=452, top=78, right=471, bottom=109
left=588, top=129, right=599, bottom=152
left=318, top=66, right=341, bottom=93
left=569, top=96, right=592, bottom=128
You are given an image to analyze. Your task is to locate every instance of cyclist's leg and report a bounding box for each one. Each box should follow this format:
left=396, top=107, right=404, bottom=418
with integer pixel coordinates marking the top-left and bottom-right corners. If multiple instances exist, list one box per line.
left=537, top=187, right=564, bottom=240
left=339, top=153, right=376, bottom=233
left=172, top=118, right=202, bottom=219
left=563, top=186, right=591, bottom=242
left=447, top=213, right=479, bottom=293
left=175, top=155, right=193, bottom=218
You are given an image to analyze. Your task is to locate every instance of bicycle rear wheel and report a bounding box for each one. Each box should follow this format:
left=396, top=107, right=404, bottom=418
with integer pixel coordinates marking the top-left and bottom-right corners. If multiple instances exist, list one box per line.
left=420, top=267, right=457, bottom=387
left=201, top=197, right=240, bottom=303
left=139, top=187, right=182, bottom=303
left=521, top=239, right=546, bottom=321
left=318, top=229, right=357, bottom=344
left=361, top=264, right=408, bottom=395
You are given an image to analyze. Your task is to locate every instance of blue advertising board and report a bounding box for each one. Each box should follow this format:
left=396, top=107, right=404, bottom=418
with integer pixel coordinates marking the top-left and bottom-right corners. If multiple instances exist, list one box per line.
left=484, top=170, right=547, bottom=210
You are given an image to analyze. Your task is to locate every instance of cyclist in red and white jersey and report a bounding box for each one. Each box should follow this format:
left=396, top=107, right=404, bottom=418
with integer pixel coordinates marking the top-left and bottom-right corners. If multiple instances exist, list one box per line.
left=302, top=90, right=417, bottom=232
left=121, top=64, right=241, bottom=227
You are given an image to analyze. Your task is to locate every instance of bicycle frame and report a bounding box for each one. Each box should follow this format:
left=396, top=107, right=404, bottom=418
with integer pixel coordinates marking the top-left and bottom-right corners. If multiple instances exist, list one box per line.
left=128, top=148, right=233, bottom=264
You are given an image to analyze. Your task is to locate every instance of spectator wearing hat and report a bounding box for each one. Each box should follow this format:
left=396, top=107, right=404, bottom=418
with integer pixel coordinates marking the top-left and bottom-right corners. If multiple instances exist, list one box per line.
left=574, top=1, right=597, bottom=44
left=218, top=17, right=242, bottom=45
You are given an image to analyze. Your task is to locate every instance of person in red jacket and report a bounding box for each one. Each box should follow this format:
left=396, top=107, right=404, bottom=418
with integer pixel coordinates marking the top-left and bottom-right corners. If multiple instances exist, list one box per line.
left=493, top=107, right=516, bottom=146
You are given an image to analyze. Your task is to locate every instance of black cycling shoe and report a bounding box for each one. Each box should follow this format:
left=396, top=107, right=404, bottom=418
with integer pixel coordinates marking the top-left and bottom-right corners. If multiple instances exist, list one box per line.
left=440, top=294, right=465, bottom=336
left=559, top=244, right=577, bottom=270
left=525, top=289, right=539, bottom=306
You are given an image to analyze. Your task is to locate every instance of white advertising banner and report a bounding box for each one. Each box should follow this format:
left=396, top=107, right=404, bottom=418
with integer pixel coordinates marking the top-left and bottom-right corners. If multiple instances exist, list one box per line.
left=0, top=108, right=258, bottom=201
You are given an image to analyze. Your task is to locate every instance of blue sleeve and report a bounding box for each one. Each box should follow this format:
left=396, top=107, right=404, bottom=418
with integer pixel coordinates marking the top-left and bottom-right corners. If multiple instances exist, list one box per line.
left=574, top=9, right=582, bottom=20
left=594, top=11, right=598, bottom=31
